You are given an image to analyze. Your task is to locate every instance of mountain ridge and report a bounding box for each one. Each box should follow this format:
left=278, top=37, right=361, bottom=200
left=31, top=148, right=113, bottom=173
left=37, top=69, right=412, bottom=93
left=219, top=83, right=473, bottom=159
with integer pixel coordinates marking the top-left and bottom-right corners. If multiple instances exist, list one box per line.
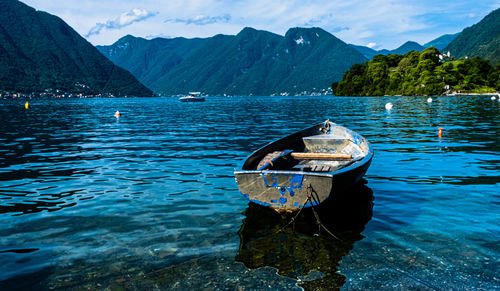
left=445, top=8, right=500, bottom=65
left=98, top=26, right=368, bottom=95
left=349, top=32, right=461, bottom=60
left=424, top=33, right=459, bottom=50
left=0, top=0, right=153, bottom=96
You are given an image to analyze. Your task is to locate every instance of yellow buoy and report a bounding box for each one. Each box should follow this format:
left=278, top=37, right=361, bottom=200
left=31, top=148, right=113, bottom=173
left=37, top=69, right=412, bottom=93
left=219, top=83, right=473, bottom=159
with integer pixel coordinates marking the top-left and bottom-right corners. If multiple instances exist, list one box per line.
left=25, top=102, right=29, bottom=109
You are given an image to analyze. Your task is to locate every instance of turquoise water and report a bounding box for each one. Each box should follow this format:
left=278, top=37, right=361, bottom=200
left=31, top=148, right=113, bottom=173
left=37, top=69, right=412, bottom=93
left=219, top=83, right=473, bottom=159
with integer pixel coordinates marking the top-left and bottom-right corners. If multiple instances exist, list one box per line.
left=0, top=96, right=498, bottom=290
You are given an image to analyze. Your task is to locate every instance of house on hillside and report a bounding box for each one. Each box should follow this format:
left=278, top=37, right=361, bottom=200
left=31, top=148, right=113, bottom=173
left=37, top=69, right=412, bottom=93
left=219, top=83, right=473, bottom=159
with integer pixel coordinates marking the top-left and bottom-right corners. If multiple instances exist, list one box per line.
left=439, top=51, right=452, bottom=62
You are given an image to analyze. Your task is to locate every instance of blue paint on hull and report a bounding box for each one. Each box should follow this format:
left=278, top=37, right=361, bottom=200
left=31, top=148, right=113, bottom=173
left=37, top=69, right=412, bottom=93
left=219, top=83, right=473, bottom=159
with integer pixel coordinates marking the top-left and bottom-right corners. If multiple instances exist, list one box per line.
left=260, top=173, right=304, bottom=207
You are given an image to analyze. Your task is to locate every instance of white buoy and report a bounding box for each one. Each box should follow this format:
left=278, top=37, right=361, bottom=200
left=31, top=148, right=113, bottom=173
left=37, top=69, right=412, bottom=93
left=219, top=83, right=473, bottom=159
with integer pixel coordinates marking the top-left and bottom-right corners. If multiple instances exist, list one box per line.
left=427, top=97, right=433, bottom=103
left=114, top=111, right=121, bottom=117
left=491, top=96, right=496, bottom=100
left=385, top=102, right=393, bottom=110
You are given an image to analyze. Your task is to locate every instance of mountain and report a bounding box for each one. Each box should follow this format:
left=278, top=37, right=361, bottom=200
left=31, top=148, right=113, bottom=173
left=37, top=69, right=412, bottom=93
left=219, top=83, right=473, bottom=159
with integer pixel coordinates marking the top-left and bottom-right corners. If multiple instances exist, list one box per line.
left=98, top=27, right=367, bottom=95
left=348, top=44, right=378, bottom=59
left=350, top=41, right=425, bottom=59
left=152, top=27, right=284, bottom=95
left=257, top=27, right=367, bottom=95
left=351, top=34, right=458, bottom=60
left=424, top=33, right=459, bottom=50
left=445, top=8, right=500, bottom=65
left=96, top=35, right=207, bottom=90
left=0, top=0, right=153, bottom=96
left=390, top=41, right=425, bottom=55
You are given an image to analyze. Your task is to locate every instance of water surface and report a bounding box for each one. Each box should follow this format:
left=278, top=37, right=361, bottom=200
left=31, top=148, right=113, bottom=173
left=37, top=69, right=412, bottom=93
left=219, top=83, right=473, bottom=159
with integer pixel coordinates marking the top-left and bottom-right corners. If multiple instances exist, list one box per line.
left=0, top=96, right=498, bottom=290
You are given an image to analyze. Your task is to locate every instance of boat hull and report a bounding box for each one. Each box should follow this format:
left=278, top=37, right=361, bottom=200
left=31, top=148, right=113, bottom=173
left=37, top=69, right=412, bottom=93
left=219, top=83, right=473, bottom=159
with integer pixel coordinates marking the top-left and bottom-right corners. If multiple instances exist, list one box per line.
left=179, top=97, right=205, bottom=102
left=235, top=156, right=371, bottom=212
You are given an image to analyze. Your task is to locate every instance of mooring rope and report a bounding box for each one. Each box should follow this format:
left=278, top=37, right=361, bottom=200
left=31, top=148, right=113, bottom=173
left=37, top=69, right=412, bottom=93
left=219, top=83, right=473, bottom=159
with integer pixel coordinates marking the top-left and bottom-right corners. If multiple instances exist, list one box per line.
left=275, top=186, right=313, bottom=234
left=276, top=184, right=342, bottom=241
left=307, top=185, right=341, bottom=240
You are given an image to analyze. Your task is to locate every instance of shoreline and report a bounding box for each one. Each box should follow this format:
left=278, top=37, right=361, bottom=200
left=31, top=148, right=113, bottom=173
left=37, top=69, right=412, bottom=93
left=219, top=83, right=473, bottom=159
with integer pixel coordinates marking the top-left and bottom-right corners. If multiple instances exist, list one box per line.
left=1, top=91, right=499, bottom=99
left=444, top=92, right=499, bottom=96
left=381, top=92, right=500, bottom=97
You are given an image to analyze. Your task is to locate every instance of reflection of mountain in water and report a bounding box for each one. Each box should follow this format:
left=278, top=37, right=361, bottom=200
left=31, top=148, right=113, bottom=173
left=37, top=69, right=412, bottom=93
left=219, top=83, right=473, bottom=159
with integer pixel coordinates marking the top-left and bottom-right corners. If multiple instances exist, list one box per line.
left=236, top=180, right=373, bottom=290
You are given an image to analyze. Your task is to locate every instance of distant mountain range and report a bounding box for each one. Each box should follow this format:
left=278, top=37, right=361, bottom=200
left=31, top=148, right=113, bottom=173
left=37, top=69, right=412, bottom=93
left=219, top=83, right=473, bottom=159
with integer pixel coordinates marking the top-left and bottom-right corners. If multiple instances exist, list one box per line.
left=349, top=8, right=500, bottom=67
left=349, top=34, right=459, bottom=60
left=98, top=25, right=470, bottom=96
left=98, top=27, right=368, bottom=96
left=0, top=0, right=153, bottom=96
left=349, top=41, right=425, bottom=59
left=2, top=0, right=499, bottom=97
left=445, top=8, right=500, bottom=65
left=424, top=33, right=459, bottom=51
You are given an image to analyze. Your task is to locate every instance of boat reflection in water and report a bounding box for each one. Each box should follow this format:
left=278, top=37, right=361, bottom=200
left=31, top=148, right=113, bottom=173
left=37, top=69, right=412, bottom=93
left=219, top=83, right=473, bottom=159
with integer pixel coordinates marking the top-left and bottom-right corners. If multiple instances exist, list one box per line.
left=236, top=180, right=373, bottom=290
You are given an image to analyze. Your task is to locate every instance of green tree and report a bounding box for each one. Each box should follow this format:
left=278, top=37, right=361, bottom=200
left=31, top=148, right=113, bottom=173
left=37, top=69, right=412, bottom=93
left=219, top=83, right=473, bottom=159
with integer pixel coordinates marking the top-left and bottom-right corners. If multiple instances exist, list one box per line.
left=332, top=47, right=498, bottom=96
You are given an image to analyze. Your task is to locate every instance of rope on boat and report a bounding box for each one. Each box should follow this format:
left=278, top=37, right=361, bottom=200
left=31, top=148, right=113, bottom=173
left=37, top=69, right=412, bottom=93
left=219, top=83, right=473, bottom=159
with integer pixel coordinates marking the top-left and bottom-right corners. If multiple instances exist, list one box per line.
left=307, top=185, right=341, bottom=240
left=276, top=184, right=341, bottom=241
left=275, top=187, right=312, bottom=234
left=321, top=119, right=331, bottom=134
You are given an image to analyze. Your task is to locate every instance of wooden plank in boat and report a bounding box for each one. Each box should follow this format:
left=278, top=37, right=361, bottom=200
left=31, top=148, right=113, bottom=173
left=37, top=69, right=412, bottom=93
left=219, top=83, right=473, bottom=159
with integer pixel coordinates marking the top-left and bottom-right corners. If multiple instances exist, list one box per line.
left=310, top=165, right=333, bottom=172
left=291, top=152, right=352, bottom=160
left=321, top=165, right=331, bottom=172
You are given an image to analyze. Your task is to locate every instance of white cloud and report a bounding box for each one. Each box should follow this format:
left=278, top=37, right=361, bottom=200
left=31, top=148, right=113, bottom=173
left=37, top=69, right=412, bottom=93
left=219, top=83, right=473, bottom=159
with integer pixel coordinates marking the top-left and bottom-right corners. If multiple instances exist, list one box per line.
left=165, top=14, right=231, bottom=25
left=21, top=0, right=500, bottom=48
left=366, top=42, right=377, bottom=48
left=86, top=9, right=158, bottom=37
left=145, top=33, right=174, bottom=39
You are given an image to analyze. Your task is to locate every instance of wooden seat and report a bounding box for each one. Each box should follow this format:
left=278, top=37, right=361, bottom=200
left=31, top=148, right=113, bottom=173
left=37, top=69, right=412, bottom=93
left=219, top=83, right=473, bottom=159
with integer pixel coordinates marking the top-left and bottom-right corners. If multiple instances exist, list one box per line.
left=311, top=165, right=332, bottom=172
left=290, top=152, right=352, bottom=160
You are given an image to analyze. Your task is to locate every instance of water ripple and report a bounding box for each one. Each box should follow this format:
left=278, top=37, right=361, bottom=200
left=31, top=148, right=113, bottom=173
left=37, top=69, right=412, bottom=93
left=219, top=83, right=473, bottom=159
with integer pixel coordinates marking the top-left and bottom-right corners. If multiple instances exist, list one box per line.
left=0, top=96, right=498, bottom=289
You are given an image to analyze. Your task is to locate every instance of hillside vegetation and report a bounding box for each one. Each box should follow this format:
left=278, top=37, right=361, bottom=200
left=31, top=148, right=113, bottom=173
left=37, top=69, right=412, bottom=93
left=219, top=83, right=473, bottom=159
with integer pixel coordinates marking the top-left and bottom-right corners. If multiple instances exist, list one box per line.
left=445, top=8, right=500, bottom=66
left=98, top=27, right=368, bottom=96
left=332, top=47, right=500, bottom=96
left=0, top=0, right=153, bottom=96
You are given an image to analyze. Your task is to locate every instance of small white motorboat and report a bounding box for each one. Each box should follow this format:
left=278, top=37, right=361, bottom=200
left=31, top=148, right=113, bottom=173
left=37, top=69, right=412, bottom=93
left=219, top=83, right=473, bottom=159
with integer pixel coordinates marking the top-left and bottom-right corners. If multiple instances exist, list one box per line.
left=179, top=92, right=205, bottom=102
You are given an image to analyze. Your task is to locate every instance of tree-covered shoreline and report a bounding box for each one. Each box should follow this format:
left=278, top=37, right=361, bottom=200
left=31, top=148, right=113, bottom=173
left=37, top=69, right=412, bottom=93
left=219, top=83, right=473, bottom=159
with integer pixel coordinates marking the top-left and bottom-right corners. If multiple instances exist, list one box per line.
left=332, top=47, right=500, bottom=97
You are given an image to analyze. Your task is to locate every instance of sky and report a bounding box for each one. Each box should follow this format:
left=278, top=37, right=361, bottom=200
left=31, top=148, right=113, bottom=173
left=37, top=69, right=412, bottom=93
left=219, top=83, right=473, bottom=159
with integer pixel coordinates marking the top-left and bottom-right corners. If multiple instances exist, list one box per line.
left=22, top=0, right=500, bottom=50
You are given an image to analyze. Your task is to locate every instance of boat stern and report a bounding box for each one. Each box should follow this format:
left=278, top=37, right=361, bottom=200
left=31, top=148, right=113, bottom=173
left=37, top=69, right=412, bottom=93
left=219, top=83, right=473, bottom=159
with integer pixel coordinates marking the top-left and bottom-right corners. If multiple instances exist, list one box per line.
left=234, top=170, right=333, bottom=212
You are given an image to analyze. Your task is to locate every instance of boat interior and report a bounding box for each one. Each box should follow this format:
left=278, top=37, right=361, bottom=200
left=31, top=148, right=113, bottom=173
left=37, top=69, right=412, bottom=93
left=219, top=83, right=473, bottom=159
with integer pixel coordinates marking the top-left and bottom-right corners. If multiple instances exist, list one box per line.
left=247, top=124, right=368, bottom=173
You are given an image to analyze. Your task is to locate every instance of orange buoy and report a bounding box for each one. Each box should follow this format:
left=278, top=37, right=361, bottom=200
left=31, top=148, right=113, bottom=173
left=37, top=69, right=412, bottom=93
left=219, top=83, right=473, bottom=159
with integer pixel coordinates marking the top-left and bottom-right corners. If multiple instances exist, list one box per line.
left=114, top=111, right=121, bottom=117
left=438, top=127, right=443, bottom=138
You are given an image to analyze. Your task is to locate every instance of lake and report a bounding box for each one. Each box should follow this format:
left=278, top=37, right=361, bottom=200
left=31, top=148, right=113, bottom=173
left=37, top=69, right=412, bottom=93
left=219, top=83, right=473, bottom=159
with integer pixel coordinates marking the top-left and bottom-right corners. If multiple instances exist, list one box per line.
left=0, top=96, right=498, bottom=290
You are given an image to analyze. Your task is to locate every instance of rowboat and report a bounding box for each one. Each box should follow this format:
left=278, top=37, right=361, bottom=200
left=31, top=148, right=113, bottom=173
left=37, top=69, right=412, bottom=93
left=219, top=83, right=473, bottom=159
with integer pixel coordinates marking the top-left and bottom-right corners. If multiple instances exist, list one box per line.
left=179, top=92, right=205, bottom=102
left=234, top=120, right=373, bottom=212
